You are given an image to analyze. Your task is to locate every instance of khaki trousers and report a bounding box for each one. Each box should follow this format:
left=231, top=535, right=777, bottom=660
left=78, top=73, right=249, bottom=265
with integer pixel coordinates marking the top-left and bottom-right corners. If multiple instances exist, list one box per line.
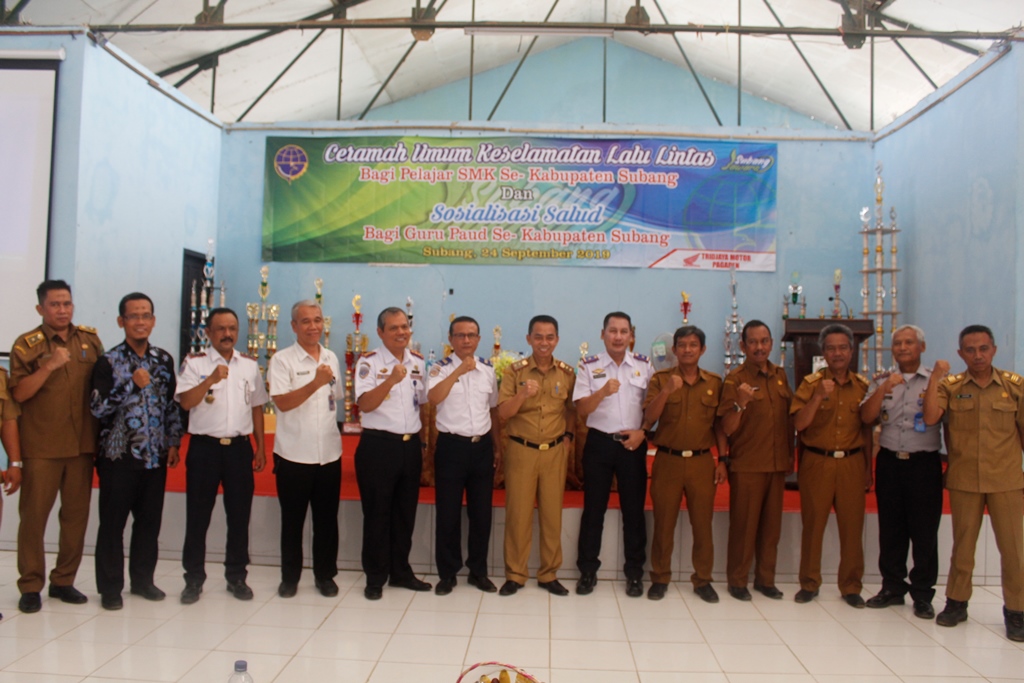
left=503, top=440, right=567, bottom=584
left=727, top=471, right=785, bottom=588
left=649, top=452, right=716, bottom=586
left=18, top=454, right=94, bottom=593
left=797, top=451, right=865, bottom=595
left=946, top=488, right=1024, bottom=610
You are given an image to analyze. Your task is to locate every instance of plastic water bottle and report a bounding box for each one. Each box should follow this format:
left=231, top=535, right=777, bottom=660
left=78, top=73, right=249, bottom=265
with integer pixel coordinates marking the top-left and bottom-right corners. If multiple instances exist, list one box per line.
left=228, top=660, right=254, bottom=683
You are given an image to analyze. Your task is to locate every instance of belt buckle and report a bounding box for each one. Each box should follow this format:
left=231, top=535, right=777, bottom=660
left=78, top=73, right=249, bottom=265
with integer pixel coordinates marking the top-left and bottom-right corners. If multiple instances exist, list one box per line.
left=219, top=437, right=232, bottom=446
left=539, top=443, right=550, bottom=451
left=402, top=434, right=412, bottom=442
left=612, top=433, right=626, bottom=442
left=681, top=450, right=693, bottom=458
left=833, top=450, right=846, bottom=459
left=470, top=436, right=481, bottom=443
left=897, top=451, right=911, bottom=460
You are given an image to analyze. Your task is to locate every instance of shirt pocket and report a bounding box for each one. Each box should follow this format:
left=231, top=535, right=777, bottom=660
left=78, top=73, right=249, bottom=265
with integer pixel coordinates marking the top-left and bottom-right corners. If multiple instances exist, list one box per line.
left=991, top=399, right=1018, bottom=430
left=700, top=391, right=719, bottom=417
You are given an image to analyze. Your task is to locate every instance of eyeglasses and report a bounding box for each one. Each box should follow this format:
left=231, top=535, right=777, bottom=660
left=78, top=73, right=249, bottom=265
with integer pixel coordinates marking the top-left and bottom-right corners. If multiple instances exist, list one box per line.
left=123, top=314, right=154, bottom=322
left=451, top=333, right=479, bottom=340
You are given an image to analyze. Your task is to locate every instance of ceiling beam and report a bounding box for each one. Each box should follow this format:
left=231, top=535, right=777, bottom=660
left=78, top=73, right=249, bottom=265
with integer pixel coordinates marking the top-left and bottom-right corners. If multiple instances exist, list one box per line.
left=237, top=28, right=325, bottom=122
left=87, top=19, right=1018, bottom=43
left=2, top=0, right=32, bottom=25
left=487, top=0, right=562, bottom=121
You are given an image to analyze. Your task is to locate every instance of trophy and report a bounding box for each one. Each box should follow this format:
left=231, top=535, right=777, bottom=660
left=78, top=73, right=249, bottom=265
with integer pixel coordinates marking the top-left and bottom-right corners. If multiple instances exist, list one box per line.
left=832, top=269, right=842, bottom=319
left=493, top=325, right=502, bottom=358
left=189, top=281, right=199, bottom=353
left=314, top=278, right=323, bottom=307
left=246, top=303, right=260, bottom=356
left=258, top=265, right=270, bottom=319
left=345, top=295, right=368, bottom=423
left=266, top=304, right=280, bottom=359
left=406, top=297, right=420, bottom=352
left=680, top=291, right=691, bottom=324
left=578, top=341, right=589, bottom=367
left=723, top=268, right=745, bottom=373
left=323, top=316, right=332, bottom=349
left=219, top=280, right=226, bottom=308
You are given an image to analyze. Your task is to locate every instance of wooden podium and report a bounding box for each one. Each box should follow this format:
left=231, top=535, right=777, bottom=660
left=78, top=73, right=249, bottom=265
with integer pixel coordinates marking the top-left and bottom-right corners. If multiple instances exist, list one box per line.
left=782, top=318, right=875, bottom=382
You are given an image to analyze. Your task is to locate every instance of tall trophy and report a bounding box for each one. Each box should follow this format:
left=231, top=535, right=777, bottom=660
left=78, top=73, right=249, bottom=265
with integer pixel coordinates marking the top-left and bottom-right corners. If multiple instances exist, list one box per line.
left=680, top=291, right=691, bottom=324
left=345, top=295, right=369, bottom=424
left=723, top=268, right=745, bottom=373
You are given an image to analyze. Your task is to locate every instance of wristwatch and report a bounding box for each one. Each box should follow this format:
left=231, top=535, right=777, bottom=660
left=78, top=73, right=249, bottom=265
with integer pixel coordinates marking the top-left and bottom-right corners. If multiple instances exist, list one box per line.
left=732, top=402, right=745, bottom=413
left=9, top=461, right=22, bottom=468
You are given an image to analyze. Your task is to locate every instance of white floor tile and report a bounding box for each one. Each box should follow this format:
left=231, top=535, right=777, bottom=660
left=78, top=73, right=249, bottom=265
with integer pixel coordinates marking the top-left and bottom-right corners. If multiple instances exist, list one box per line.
left=551, top=638, right=636, bottom=671
left=397, top=609, right=477, bottom=636
left=368, top=661, right=462, bottom=683
left=89, top=644, right=206, bottom=682
left=4, top=639, right=126, bottom=677
left=638, top=673, right=727, bottom=683
left=698, top=619, right=783, bottom=645
left=135, top=618, right=239, bottom=650
left=57, top=614, right=164, bottom=645
left=215, top=623, right=315, bottom=655
left=630, top=642, right=720, bottom=672
left=245, top=600, right=335, bottom=627
left=868, top=645, right=981, bottom=677
left=549, top=668, right=639, bottom=683
left=379, top=633, right=470, bottom=665
left=274, top=656, right=376, bottom=683
left=177, top=651, right=292, bottom=683
left=787, top=643, right=894, bottom=676
left=709, top=643, right=805, bottom=674
left=473, top=612, right=549, bottom=639
left=319, top=607, right=405, bottom=633
left=945, top=645, right=1024, bottom=679
left=551, top=615, right=626, bottom=640
left=297, top=629, right=390, bottom=660
left=464, top=636, right=550, bottom=669
left=623, top=617, right=705, bottom=643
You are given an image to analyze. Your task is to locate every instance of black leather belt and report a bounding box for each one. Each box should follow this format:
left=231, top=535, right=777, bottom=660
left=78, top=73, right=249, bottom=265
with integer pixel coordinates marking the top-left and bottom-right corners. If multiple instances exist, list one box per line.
left=439, top=432, right=488, bottom=444
left=879, top=447, right=939, bottom=461
left=191, top=434, right=249, bottom=446
left=805, top=446, right=862, bottom=459
left=362, top=428, right=418, bottom=442
left=509, top=435, right=561, bottom=451
left=589, top=428, right=630, bottom=443
left=657, top=446, right=711, bottom=458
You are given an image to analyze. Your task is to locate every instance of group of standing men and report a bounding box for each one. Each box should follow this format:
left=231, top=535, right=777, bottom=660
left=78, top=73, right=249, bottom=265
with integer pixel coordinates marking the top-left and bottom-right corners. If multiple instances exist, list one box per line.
left=2, top=281, right=1022, bottom=643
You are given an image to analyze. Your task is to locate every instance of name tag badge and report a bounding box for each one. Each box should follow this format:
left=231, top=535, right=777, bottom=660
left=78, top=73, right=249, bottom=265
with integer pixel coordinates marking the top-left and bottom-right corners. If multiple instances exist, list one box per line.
left=297, top=370, right=311, bottom=376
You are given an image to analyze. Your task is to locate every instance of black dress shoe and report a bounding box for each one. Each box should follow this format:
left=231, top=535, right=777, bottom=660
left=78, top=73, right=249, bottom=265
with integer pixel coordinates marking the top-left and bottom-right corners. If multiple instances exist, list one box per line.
left=794, top=589, right=818, bottom=604
left=576, top=572, right=597, bottom=595
left=180, top=583, right=203, bottom=605
left=647, top=583, right=668, bottom=601
left=754, top=584, right=784, bottom=600
left=226, top=580, right=254, bottom=601
left=842, top=593, right=866, bottom=608
left=728, top=586, right=752, bottom=601
left=389, top=576, right=431, bottom=591
left=18, top=592, right=41, bottom=613
left=48, top=584, right=88, bottom=604
left=278, top=581, right=298, bottom=598
left=625, top=578, right=643, bottom=598
left=364, top=586, right=383, bottom=600
left=315, top=578, right=339, bottom=597
left=499, top=580, right=520, bottom=596
left=435, top=577, right=456, bottom=596
left=913, top=600, right=935, bottom=619
left=101, top=593, right=123, bottom=611
left=694, top=584, right=719, bottom=603
left=1004, top=606, right=1024, bottom=642
left=936, top=599, right=968, bottom=627
left=130, top=585, right=166, bottom=601
left=538, top=579, right=569, bottom=596
left=467, top=574, right=497, bottom=593
left=865, top=588, right=905, bottom=609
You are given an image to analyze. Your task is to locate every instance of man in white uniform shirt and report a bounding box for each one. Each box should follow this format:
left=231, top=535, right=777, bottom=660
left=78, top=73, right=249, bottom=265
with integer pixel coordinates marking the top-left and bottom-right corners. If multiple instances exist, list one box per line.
left=428, top=316, right=500, bottom=596
left=268, top=300, right=343, bottom=599
left=175, top=308, right=267, bottom=604
left=354, top=307, right=430, bottom=600
left=574, top=311, right=654, bottom=597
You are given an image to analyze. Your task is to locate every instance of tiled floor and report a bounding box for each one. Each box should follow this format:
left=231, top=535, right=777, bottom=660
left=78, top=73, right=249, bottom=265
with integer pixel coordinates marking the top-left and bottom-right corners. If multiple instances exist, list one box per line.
left=0, top=550, right=1022, bottom=682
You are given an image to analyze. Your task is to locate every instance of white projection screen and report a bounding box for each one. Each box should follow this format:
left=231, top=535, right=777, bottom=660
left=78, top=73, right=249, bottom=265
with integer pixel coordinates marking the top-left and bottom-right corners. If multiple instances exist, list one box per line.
left=0, top=57, right=59, bottom=355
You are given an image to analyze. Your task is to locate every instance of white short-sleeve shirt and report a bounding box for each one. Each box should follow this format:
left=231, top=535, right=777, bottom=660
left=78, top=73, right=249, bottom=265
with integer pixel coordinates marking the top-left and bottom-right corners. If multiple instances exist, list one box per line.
left=175, top=349, right=268, bottom=438
left=573, top=351, right=653, bottom=433
left=354, top=346, right=427, bottom=434
left=268, top=342, right=343, bottom=464
left=428, top=354, right=498, bottom=437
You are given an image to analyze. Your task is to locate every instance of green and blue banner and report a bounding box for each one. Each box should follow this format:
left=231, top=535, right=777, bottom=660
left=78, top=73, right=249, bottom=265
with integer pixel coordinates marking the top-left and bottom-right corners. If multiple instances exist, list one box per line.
left=262, top=135, right=777, bottom=270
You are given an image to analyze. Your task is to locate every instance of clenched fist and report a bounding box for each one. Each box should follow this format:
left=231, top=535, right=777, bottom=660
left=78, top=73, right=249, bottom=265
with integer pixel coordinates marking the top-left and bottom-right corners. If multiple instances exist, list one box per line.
left=133, top=368, right=151, bottom=389
left=519, top=379, right=539, bottom=397
left=46, top=347, right=71, bottom=372
left=815, top=379, right=835, bottom=398
left=457, top=355, right=477, bottom=376
left=736, top=382, right=755, bottom=407
left=209, top=364, right=229, bottom=384
left=666, top=374, right=684, bottom=393
left=389, top=364, right=408, bottom=384
left=603, top=379, right=621, bottom=397
left=933, top=359, right=951, bottom=379
left=315, top=364, right=335, bottom=387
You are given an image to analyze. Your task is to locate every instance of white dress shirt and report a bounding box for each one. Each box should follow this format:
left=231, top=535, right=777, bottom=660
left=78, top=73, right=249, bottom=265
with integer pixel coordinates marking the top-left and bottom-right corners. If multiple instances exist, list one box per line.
left=428, top=354, right=498, bottom=437
left=573, top=351, right=653, bottom=432
left=354, top=346, right=427, bottom=434
left=268, top=342, right=343, bottom=464
left=175, top=349, right=268, bottom=438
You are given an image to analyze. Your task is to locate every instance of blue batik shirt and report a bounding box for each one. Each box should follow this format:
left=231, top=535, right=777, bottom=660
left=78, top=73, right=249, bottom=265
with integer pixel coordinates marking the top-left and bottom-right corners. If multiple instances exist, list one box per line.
left=90, top=341, right=183, bottom=469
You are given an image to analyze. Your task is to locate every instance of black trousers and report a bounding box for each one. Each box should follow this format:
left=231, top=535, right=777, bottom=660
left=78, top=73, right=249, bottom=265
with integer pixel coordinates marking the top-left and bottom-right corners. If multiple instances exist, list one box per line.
left=875, top=447, right=943, bottom=602
left=274, top=454, right=341, bottom=584
left=354, top=431, right=422, bottom=588
left=95, top=463, right=167, bottom=596
left=434, top=432, right=495, bottom=580
left=577, top=429, right=648, bottom=579
left=182, top=436, right=254, bottom=585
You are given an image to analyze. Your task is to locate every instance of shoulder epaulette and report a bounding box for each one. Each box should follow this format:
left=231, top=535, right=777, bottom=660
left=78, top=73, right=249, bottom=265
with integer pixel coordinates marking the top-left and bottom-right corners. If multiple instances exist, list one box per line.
left=853, top=373, right=870, bottom=386
left=77, top=324, right=98, bottom=335
left=410, top=350, right=424, bottom=360
left=804, top=370, right=824, bottom=384
left=362, top=351, right=377, bottom=358
left=941, top=373, right=962, bottom=385
left=1002, top=371, right=1023, bottom=386
left=633, top=352, right=650, bottom=364
left=477, top=356, right=492, bottom=367
left=240, top=352, right=258, bottom=361
left=436, top=356, right=452, bottom=367
left=702, top=369, right=722, bottom=381
left=22, top=331, right=45, bottom=348
left=511, top=358, right=529, bottom=370
left=582, top=354, right=599, bottom=365
left=556, top=360, right=576, bottom=374
left=187, top=352, right=207, bottom=359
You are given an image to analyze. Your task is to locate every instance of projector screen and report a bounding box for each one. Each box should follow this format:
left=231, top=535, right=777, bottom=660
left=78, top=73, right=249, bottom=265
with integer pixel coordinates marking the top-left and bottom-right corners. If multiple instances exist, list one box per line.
left=0, top=59, right=58, bottom=355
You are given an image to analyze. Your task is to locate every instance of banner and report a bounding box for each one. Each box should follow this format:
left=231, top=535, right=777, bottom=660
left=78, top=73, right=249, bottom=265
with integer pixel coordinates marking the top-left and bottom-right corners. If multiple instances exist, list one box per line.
left=262, top=135, right=777, bottom=270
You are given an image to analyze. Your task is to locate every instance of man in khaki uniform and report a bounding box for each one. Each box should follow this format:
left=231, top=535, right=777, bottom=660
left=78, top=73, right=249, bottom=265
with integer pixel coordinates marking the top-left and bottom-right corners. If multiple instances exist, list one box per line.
left=791, top=323, right=872, bottom=608
left=643, top=325, right=726, bottom=602
left=923, top=324, right=1024, bottom=641
left=1, top=367, right=24, bottom=512
left=9, top=280, right=103, bottom=613
left=498, top=314, right=576, bottom=596
left=718, top=320, right=793, bottom=601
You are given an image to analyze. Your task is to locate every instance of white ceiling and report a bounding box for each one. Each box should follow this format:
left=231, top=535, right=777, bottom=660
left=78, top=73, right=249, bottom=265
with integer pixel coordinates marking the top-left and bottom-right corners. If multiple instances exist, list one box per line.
left=15, top=0, right=1024, bottom=130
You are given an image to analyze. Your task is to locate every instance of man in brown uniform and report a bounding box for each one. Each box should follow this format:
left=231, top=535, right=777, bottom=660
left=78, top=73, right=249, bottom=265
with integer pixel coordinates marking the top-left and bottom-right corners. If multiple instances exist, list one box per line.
left=791, top=323, right=872, bottom=608
left=9, top=280, right=103, bottom=613
left=923, top=324, right=1024, bottom=641
left=718, top=320, right=793, bottom=601
left=498, top=314, right=576, bottom=596
left=643, top=325, right=726, bottom=602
